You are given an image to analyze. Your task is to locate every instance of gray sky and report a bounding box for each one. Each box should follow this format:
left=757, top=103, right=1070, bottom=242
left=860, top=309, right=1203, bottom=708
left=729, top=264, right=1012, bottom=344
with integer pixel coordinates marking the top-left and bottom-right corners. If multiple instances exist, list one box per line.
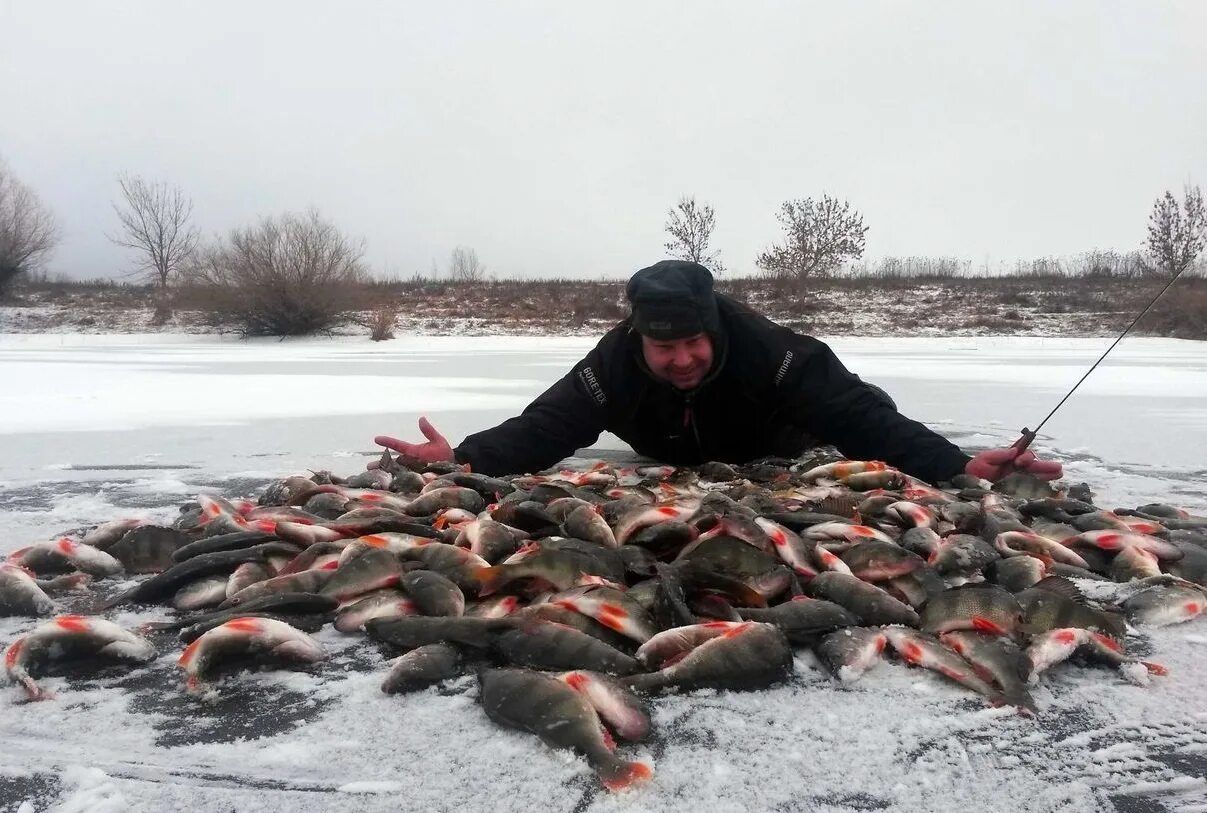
left=2, top=1, right=1204, bottom=281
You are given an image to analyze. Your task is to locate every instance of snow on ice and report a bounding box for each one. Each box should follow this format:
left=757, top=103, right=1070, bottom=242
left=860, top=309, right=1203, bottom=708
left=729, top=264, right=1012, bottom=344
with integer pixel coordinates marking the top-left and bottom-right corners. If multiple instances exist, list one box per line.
left=0, top=333, right=1204, bottom=812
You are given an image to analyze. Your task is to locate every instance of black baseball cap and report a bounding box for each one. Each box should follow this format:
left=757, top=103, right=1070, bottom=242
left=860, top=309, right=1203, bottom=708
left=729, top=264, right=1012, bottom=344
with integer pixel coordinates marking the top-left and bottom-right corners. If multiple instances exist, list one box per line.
left=626, top=260, right=721, bottom=340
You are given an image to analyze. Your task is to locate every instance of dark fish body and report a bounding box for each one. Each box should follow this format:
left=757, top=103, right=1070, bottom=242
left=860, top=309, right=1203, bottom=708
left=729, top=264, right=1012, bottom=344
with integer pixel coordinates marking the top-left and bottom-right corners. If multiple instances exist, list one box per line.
left=4, top=615, right=156, bottom=699
left=737, top=598, right=859, bottom=644
left=405, top=486, right=486, bottom=516
left=173, top=575, right=230, bottom=611
left=883, top=627, right=1003, bottom=704
left=401, top=569, right=466, bottom=617
left=519, top=603, right=637, bottom=651
left=477, top=548, right=606, bottom=595
left=107, top=525, right=190, bottom=573
left=992, top=473, right=1058, bottom=500
left=1166, top=540, right=1207, bottom=586
left=676, top=535, right=780, bottom=579
left=81, top=519, right=147, bottom=550
left=807, top=572, right=920, bottom=626
left=940, top=631, right=1036, bottom=713
left=989, top=556, right=1048, bottom=592
left=479, top=668, right=652, bottom=791
left=919, top=585, right=1023, bottom=636
left=399, top=543, right=490, bottom=593
left=1124, top=584, right=1205, bottom=626
left=149, top=592, right=339, bottom=634
left=226, top=562, right=275, bottom=598
left=562, top=504, right=618, bottom=549
left=458, top=520, right=522, bottom=564
left=172, top=530, right=279, bottom=563
left=381, top=643, right=463, bottom=694
left=8, top=539, right=123, bottom=578
left=815, top=627, right=886, bottom=681
left=320, top=549, right=405, bottom=602
left=177, top=617, right=325, bottom=692
left=929, top=535, right=999, bottom=577
left=0, top=564, right=56, bottom=616
left=365, top=615, right=515, bottom=651
left=1016, top=577, right=1126, bottom=639
left=494, top=621, right=639, bottom=675
left=221, top=568, right=334, bottom=608
left=840, top=542, right=925, bottom=582
left=179, top=611, right=332, bottom=643
left=627, top=521, right=695, bottom=557
left=334, top=589, right=416, bottom=632
left=625, top=622, right=792, bottom=693
left=104, top=542, right=302, bottom=608
left=548, top=585, right=658, bottom=643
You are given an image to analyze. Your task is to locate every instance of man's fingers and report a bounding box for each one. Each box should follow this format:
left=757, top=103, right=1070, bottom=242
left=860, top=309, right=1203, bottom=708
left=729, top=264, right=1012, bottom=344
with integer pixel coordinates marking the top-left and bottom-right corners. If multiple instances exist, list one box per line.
left=374, top=435, right=416, bottom=455
left=1015, top=450, right=1037, bottom=468
left=1026, top=459, right=1064, bottom=480
left=417, top=416, right=447, bottom=444
left=981, top=447, right=1021, bottom=464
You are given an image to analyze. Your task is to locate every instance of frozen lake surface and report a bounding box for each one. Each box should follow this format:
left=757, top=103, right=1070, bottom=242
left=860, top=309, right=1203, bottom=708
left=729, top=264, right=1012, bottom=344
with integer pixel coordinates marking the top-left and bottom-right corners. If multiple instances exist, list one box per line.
left=0, top=333, right=1204, bottom=812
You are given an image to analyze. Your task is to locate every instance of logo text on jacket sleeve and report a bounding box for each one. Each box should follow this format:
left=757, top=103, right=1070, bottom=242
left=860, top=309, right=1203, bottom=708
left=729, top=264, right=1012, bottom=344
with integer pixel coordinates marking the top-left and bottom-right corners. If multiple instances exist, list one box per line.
left=578, top=366, right=607, bottom=405
left=774, top=350, right=794, bottom=385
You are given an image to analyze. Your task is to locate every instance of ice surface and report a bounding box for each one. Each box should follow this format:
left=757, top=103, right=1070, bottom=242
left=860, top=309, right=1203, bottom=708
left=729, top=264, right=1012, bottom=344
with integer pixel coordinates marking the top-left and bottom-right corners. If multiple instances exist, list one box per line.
left=0, top=333, right=1204, bottom=811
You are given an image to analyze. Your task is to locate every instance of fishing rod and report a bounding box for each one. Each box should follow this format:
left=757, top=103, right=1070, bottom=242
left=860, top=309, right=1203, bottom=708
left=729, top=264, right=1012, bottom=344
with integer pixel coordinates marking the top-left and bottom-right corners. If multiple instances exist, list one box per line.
left=1008, top=264, right=1194, bottom=459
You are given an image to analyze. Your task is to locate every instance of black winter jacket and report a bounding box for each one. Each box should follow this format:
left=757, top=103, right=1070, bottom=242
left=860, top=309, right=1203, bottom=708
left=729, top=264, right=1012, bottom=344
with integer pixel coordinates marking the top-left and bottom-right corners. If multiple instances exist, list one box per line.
left=454, top=295, right=972, bottom=482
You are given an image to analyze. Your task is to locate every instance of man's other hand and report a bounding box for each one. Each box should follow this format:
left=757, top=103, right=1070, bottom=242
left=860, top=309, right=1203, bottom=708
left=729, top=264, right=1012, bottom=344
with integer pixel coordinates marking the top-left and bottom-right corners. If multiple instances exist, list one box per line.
left=966, top=447, right=1063, bottom=482
left=374, top=417, right=454, bottom=466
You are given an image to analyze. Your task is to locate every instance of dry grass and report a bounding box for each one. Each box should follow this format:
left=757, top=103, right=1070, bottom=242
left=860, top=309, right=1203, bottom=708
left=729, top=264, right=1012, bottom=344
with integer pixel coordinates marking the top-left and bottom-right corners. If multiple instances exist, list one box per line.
left=7, top=273, right=1206, bottom=340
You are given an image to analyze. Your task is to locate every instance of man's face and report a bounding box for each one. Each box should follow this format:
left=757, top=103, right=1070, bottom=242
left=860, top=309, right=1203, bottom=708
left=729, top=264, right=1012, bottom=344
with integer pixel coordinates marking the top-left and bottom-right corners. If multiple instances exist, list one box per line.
left=641, top=333, right=714, bottom=390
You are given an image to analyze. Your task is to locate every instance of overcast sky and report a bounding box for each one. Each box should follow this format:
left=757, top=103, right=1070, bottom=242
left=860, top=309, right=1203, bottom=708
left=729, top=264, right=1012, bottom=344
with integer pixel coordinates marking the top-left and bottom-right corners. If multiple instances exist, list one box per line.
left=2, top=1, right=1204, bottom=281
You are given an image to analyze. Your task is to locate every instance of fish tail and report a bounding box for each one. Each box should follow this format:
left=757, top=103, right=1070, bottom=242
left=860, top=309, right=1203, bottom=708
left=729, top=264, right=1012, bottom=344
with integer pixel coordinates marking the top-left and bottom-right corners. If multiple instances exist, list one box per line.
left=472, top=565, right=503, bottom=594
left=1141, top=660, right=1168, bottom=676
left=1000, top=684, right=1039, bottom=716
left=600, top=759, right=653, bottom=792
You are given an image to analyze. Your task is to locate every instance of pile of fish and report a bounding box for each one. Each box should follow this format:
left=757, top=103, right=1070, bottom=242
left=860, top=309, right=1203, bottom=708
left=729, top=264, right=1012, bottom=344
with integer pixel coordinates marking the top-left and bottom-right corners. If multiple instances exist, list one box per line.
left=3, top=449, right=1206, bottom=791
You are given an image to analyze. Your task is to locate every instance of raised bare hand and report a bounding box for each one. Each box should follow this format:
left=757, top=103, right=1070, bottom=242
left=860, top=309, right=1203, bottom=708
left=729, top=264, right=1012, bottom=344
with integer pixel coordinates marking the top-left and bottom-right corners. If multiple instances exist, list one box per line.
left=374, top=417, right=454, bottom=466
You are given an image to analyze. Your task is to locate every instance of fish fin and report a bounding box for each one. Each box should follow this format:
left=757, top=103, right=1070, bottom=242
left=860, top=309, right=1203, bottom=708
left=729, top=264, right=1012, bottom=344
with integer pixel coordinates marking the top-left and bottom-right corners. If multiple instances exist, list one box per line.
left=1095, top=611, right=1128, bottom=641
left=600, top=761, right=653, bottom=792
left=1033, top=576, right=1086, bottom=603
left=971, top=616, right=1009, bottom=635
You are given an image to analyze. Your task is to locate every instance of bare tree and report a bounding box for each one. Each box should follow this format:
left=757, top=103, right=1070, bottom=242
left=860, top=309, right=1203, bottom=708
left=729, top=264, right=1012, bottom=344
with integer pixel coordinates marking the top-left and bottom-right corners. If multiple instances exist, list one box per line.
left=186, top=209, right=368, bottom=336
left=110, top=174, right=199, bottom=289
left=0, top=159, right=59, bottom=298
left=756, top=195, right=869, bottom=284
left=1146, top=184, right=1206, bottom=278
left=448, top=246, right=486, bottom=282
left=664, top=196, right=725, bottom=274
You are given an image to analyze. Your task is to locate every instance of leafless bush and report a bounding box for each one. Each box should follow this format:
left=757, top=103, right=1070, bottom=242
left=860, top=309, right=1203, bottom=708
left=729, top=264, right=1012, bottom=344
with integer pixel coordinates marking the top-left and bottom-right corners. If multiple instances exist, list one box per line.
left=185, top=209, right=368, bottom=336
left=448, top=246, right=486, bottom=282
left=756, top=196, right=868, bottom=283
left=1146, top=184, right=1206, bottom=279
left=0, top=159, right=58, bottom=299
left=369, top=304, right=398, bottom=341
left=664, top=196, right=725, bottom=274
